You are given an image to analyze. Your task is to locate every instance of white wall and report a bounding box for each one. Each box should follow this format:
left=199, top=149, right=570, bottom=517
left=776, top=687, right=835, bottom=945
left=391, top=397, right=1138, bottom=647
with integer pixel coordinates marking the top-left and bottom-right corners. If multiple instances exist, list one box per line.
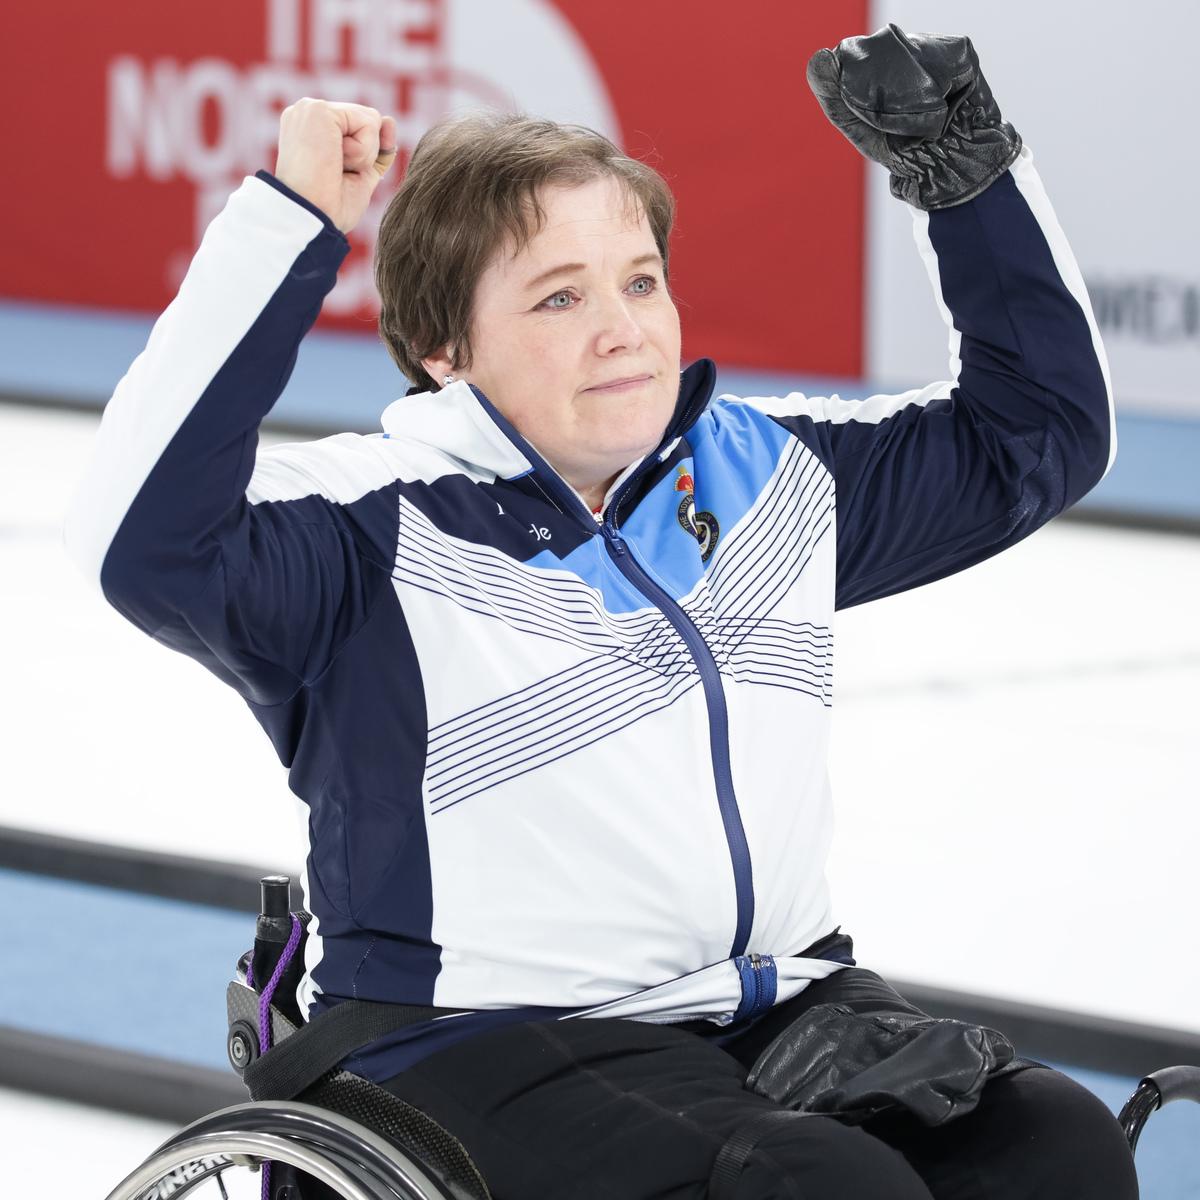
left=867, top=1, right=1199, bottom=417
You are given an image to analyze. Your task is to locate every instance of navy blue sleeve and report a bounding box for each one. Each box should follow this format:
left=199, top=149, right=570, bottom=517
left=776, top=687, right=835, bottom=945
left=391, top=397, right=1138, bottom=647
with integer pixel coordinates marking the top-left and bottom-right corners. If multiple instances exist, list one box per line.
left=749, top=147, right=1114, bottom=610
left=63, top=173, right=401, bottom=707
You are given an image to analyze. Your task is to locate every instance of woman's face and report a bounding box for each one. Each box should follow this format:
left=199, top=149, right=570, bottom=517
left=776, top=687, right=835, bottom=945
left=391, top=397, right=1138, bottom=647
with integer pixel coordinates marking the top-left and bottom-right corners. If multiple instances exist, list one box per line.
left=428, top=175, right=682, bottom=504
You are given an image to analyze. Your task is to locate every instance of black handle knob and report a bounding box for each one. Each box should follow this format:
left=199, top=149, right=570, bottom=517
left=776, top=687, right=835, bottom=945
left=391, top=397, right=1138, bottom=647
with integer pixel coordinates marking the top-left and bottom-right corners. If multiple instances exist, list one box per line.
left=259, top=875, right=291, bottom=918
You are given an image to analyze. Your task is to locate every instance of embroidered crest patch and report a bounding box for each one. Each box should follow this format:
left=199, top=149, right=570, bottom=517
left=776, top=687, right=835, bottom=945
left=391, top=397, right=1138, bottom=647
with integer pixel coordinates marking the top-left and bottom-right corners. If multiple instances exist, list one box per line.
left=674, top=465, right=720, bottom=562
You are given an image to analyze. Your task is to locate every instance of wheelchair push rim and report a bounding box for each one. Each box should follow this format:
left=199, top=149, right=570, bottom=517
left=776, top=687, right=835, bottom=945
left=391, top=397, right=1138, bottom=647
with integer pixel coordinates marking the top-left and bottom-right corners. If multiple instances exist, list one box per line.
left=104, top=1101, right=461, bottom=1200
left=103, top=1130, right=392, bottom=1200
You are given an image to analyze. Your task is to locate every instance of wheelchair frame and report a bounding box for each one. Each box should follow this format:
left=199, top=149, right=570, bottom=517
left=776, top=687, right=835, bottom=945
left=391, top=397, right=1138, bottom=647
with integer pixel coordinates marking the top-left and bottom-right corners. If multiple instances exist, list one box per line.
left=103, top=879, right=1200, bottom=1200
left=101, top=1068, right=1200, bottom=1200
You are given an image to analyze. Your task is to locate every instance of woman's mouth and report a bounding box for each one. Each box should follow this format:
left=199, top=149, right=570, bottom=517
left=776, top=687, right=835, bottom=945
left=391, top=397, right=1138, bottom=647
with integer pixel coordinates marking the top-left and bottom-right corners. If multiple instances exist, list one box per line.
left=584, top=374, right=653, bottom=393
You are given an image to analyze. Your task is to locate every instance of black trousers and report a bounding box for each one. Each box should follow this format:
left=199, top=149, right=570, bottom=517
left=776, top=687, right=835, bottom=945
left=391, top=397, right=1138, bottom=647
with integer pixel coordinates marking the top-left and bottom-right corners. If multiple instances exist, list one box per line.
left=378, top=985, right=1140, bottom=1200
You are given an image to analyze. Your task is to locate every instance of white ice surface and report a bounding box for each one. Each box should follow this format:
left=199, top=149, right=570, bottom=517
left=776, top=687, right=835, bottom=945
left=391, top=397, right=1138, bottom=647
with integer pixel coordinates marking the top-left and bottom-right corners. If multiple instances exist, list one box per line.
left=0, top=1086, right=176, bottom=1197
left=2, top=403, right=1198, bottom=1033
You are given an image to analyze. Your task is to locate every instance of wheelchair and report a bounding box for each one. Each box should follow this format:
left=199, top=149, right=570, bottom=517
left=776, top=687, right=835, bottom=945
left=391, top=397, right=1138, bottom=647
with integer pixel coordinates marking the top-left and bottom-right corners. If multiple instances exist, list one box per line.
left=105, top=877, right=1200, bottom=1200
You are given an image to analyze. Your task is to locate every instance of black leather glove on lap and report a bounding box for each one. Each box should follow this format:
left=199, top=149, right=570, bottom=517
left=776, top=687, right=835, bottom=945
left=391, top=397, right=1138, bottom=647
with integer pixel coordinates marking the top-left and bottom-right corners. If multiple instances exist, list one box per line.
left=807, top=23, right=1022, bottom=209
left=744, top=969, right=1027, bottom=1126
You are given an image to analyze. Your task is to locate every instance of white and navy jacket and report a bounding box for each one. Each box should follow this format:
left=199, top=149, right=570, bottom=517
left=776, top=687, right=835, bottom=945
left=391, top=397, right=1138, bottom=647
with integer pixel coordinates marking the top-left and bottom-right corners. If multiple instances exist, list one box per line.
left=63, top=146, right=1113, bottom=1081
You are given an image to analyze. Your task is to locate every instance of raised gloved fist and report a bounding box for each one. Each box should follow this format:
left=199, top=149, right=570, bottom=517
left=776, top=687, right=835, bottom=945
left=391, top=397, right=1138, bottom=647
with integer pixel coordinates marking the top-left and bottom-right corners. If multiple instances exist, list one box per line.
left=807, top=24, right=1021, bottom=210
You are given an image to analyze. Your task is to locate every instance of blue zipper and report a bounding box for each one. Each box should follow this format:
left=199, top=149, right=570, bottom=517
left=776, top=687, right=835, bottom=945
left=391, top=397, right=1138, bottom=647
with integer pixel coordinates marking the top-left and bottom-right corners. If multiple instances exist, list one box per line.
left=731, top=952, right=777, bottom=1021
left=467, top=373, right=755, bottom=959
left=600, top=515, right=755, bottom=959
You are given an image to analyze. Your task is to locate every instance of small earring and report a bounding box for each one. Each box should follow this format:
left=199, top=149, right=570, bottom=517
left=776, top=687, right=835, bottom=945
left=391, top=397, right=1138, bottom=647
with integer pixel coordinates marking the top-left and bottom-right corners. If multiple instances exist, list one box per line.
left=442, top=374, right=455, bottom=386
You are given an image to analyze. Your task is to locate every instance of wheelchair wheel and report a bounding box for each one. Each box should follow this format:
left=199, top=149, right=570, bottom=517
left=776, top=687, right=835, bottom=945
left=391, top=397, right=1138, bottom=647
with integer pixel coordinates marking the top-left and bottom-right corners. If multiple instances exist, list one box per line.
left=103, top=1101, right=464, bottom=1200
left=1119, top=1065, right=1200, bottom=1154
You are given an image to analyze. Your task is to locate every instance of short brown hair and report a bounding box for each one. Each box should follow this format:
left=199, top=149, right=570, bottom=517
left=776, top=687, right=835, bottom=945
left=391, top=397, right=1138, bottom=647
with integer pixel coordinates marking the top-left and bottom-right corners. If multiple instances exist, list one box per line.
left=374, top=111, right=675, bottom=391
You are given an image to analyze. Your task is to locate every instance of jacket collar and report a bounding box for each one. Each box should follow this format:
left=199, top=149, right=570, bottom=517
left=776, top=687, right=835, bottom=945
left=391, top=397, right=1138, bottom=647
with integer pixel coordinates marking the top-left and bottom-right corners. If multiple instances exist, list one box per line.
left=380, top=359, right=717, bottom=496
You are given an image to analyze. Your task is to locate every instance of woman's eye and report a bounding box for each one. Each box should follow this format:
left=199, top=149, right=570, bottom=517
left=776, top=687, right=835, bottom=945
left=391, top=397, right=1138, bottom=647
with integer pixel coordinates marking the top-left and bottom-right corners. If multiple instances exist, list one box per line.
left=538, top=278, right=655, bottom=310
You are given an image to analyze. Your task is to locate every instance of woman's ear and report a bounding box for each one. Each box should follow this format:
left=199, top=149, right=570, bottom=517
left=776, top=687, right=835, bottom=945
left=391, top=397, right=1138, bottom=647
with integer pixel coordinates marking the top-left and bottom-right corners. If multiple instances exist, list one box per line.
left=420, top=346, right=458, bottom=388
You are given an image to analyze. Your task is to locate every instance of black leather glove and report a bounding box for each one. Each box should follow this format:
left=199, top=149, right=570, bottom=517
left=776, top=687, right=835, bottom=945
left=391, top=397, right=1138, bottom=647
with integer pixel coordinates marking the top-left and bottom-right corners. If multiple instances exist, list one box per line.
left=807, top=23, right=1021, bottom=210
left=745, top=969, right=1028, bottom=1126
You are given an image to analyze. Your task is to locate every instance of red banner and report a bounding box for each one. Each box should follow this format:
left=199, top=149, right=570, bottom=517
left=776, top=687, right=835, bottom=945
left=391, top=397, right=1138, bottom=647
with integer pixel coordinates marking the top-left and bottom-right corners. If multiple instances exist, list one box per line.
left=3, top=1, right=865, bottom=376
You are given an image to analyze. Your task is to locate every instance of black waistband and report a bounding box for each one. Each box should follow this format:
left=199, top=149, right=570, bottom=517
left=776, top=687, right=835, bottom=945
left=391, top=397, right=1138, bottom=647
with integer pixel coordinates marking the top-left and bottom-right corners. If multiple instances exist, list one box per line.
left=798, top=928, right=856, bottom=967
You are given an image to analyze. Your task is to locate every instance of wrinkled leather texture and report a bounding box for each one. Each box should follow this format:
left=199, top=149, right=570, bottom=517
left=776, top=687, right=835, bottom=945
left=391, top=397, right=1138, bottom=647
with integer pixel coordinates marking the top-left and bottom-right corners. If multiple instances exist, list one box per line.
left=745, top=969, right=1023, bottom=1126
left=806, top=23, right=1021, bottom=209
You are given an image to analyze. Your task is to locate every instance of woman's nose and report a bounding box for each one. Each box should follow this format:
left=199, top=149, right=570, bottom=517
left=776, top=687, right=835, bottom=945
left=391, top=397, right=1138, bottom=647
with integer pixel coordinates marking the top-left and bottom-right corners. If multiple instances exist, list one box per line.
left=593, top=293, right=646, bottom=354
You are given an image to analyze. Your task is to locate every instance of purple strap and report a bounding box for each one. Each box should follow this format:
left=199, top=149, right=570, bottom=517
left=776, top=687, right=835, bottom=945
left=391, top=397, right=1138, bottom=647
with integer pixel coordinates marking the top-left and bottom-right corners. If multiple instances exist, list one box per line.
left=255, top=913, right=303, bottom=1200
left=258, top=914, right=303, bottom=1054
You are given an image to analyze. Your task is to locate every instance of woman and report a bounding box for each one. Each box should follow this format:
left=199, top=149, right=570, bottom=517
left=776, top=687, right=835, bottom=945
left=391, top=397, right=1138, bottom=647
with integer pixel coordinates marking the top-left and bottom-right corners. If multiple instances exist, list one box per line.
left=66, top=24, right=1136, bottom=1200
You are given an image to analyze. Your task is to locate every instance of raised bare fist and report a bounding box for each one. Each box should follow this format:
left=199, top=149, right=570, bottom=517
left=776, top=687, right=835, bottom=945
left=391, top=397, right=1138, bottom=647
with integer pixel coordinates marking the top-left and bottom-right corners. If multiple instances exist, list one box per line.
left=274, top=99, right=398, bottom=234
